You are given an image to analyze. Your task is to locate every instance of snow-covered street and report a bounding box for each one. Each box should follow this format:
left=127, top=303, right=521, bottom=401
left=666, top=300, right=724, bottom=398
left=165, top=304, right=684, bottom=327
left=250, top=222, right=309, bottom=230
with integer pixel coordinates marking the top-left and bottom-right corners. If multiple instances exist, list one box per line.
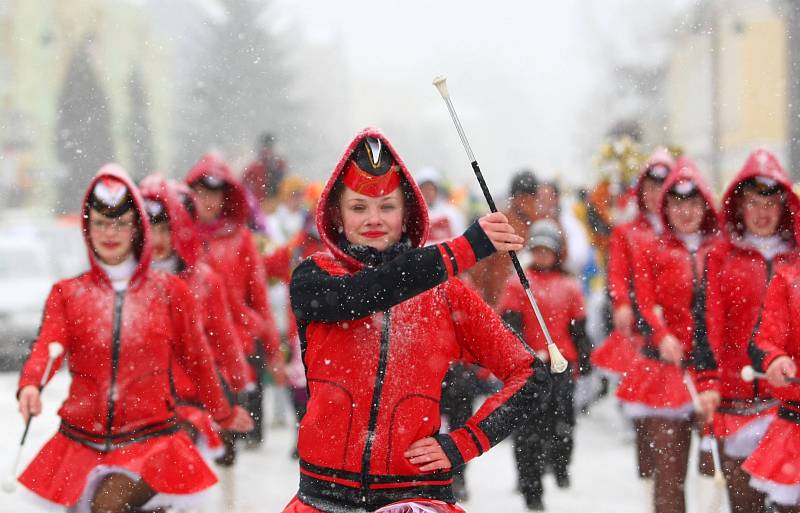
left=0, top=371, right=725, bottom=512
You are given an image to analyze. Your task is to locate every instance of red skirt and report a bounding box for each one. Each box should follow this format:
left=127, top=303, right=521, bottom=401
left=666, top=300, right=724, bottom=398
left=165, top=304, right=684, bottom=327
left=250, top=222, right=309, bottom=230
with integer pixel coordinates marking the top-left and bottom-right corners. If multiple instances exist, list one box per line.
left=281, top=496, right=467, bottom=512
left=713, top=405, right=777, bottom=439
left=591, top=331, right=641, bottom=376
left=743, top=417, right=800, bottom=485
left=18, top=430, right=217, bottom=507
left=616, top=356, right=690, bottom=409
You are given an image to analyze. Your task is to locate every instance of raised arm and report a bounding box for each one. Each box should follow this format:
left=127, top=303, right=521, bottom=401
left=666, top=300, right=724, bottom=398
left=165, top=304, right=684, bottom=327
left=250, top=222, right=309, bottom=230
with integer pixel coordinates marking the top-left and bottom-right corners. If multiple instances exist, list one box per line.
left=291, top=222, right=496, bottom=323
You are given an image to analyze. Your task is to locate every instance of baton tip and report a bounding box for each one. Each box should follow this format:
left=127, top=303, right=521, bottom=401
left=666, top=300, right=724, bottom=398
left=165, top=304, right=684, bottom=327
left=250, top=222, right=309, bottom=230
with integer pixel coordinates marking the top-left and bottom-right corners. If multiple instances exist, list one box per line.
left=432, top=76, right=449, bottom=97
left=548, top=345, right=569, bottom=374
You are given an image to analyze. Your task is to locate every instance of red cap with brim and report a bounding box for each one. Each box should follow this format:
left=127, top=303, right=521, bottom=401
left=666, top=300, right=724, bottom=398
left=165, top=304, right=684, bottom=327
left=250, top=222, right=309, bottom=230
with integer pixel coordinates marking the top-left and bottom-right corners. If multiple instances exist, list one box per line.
left=341, top=160, right=402, bottom=197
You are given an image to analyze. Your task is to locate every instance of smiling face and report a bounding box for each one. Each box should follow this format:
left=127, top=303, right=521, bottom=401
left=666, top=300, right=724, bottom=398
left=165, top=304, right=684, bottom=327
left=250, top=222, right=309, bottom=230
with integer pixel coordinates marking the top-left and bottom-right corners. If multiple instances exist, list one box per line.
left=665, top=194, right=706, bottom=235
left=339, top=186, right=405, bottom=251
left=88, top=209, right=137, bottom=265
left=741, top=188, right=783, bottom=237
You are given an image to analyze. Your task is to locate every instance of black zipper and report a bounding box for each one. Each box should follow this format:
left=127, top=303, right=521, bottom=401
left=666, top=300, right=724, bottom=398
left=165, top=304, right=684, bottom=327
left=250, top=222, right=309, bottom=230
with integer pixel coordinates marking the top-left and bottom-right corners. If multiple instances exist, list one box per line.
left=753, top=258, right=774, bottom=399
left=104, top=290, right=125, bottom=450
left=360, top=309, right=392, bottom=495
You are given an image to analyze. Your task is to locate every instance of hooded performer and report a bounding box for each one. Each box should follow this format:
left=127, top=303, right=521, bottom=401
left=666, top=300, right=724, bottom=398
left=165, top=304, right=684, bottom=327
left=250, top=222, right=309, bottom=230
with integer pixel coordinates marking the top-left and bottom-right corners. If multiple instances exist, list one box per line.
left=616, top=157, right=720, bottom=513
left=281, top=128, right=551, bottom=513
left=15, top=165, right=252, bottom=513
left=185, top=153, right=283, bottom=447
left=695, top=149, right=799, bottom=512
left=592, top=148, right=674, bottom=379
left=591, top=149, right=673, bottom=484
left=140, top=173, right=255, bottom=464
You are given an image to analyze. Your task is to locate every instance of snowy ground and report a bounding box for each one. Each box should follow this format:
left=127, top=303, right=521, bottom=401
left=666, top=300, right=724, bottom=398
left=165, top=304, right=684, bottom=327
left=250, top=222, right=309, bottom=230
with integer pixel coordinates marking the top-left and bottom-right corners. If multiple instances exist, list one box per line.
left=0, top=371, right=727, bottom=513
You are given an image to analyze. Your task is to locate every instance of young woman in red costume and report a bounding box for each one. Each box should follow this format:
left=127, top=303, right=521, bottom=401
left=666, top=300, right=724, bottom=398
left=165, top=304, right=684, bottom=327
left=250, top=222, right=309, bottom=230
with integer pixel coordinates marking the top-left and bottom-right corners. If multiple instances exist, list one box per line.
left=15, top=165, right=252, bottom=513
left=499, top=219, right=590, bottom=511
left=140, top=173, right=255, bottom=465
left=593, top=148, right=673, bottom=378
left=185, top=154, right=283, bottom=447
left=741, top=182, right=800, bottom=512
left=592, top=148, right=672, bottom=481
left=616, top=157, right=720, bottom=513
left=695, top=149, right=799, bottom=512
left=280, top=128, right=551, bottom=513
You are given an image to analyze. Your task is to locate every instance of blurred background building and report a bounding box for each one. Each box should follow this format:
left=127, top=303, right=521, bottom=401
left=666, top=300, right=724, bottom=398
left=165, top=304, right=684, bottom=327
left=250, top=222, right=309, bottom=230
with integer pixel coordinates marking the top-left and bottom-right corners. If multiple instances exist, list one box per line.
left=667, top=0, right=799, bottom=189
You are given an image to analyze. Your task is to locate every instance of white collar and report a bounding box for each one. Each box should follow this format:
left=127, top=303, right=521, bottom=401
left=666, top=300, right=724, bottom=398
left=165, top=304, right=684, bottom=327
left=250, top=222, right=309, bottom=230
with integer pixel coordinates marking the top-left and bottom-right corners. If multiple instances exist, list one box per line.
left=99, top=255, right=137, bottom=291
left=151, top=255, right=180, bottom=274
left=677, top=232, right=702, bottom=252
left=741, top=232, right=790, bottom=261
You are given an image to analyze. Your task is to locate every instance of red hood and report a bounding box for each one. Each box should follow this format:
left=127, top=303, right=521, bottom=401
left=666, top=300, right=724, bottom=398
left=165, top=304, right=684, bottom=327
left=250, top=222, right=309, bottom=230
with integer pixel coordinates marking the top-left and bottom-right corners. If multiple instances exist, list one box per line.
left=719, top=148, right=800, bottom=243
left=317, top=128, right=429, bottom=270
left=658, top=156, right=719, bottom=236
left=82, top=164, right=152, bottom=287
left=184, top=153, right=249, bottom=226
left=633, top=147, right=675, bottom=213
left=139, top=173, right=201, bottom=268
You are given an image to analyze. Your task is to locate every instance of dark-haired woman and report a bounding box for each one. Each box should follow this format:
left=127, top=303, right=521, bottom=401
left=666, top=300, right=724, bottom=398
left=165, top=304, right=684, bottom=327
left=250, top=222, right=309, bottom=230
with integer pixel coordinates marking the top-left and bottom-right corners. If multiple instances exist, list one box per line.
left=616, top=158, right=720, bottom=513
left=16, top=165, right=251, bottom=513
left=281, top=128, right=551, bottom=513
left=699, top=149, right=798, bottom=512
left=592, top=149, right=673, bottom=483
left=140, top=173, right=255, bottom=465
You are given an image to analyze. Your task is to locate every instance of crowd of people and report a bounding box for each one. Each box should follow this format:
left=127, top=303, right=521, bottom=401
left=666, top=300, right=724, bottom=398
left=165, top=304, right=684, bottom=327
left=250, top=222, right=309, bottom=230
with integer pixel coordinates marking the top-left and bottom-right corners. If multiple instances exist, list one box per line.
left=11, top=128, right=800, bottom=513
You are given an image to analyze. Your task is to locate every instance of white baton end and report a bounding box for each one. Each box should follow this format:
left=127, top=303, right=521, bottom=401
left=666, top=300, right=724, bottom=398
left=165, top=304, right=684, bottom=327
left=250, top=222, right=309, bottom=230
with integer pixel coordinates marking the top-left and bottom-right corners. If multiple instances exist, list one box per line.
left=432, top=76, right=449, bottom=98
left=740, top=366, right=756, bottom=383
left=47, top=342, right=64, bottom=359
left=548, top=345, right=568, bottom=374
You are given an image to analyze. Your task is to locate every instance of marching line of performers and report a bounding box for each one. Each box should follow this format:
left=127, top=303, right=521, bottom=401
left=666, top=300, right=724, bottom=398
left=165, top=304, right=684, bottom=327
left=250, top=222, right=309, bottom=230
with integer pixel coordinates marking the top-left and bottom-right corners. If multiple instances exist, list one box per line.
left=593, top=147, right=800, bottom=513
left=11, top=126, right=800, bottom=513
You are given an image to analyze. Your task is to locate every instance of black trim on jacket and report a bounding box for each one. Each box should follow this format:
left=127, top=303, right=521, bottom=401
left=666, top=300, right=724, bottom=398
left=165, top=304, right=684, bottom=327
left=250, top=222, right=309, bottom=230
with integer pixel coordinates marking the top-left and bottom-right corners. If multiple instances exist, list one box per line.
left=290, top=221, right=494, bottom=323
left=477, top=357, right=551, bottom=446
left=298, top=472, right=455, bottom=513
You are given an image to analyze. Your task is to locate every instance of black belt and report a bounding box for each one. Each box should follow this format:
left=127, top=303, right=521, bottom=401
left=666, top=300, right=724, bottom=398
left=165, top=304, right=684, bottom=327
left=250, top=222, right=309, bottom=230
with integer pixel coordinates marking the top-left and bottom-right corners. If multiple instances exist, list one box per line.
left=59, top=417, right=179, bottom=452
left=778, top=403, right=800, bottom=425
left=717, top=398, right=777, bottom=417
left=298, top=460, right=454, bottom=512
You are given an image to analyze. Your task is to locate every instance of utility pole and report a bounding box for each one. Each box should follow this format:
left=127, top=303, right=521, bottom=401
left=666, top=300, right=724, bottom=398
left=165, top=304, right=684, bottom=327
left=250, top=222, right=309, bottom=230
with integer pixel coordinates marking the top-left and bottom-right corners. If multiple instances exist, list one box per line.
left=710, top=1, right=723, bottom=190
left=788, top=0, right=800, bottom=180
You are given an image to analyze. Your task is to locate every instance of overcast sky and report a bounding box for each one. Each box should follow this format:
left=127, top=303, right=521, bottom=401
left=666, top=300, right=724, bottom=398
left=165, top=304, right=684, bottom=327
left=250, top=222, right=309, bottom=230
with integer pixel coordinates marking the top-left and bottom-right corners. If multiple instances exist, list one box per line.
left=166, top=0, right=694, bottom=193
left=256, top=0, right=695, bottom=193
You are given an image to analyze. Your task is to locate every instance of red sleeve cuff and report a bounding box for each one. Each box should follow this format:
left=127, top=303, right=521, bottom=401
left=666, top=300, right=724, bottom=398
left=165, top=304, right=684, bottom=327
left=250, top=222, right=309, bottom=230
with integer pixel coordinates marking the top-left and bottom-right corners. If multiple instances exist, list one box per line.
left=448, top=425, right=489, bottom=464
left=437, top=236, right=477, bottom=277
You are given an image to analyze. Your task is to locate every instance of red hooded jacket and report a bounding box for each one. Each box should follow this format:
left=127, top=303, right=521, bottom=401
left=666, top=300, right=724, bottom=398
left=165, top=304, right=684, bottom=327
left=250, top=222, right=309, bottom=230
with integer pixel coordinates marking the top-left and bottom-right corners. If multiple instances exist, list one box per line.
left=633, top=157, right=720, bottom=357
left=698, top=149, right=799, bottom=402
left=288, top=128, right=549, bottom=512
left=499, top=270, right=586, bottom=366
left=18, top=166, right=234, bottom=451
left=185, top=153, right=279, bottom=357
left=140, top=174, right=253, bottom=394
left=607, top=148, right=674, bottom=313
left=593, top=150, right=674, bottom=375
left=616, top=158, right=720, bottom=409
